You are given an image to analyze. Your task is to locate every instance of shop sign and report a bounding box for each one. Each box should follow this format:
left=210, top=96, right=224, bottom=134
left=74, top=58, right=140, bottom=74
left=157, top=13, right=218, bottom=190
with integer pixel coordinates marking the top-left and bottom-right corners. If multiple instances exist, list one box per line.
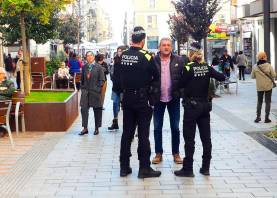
left=208, top=32, right=230, bottom=40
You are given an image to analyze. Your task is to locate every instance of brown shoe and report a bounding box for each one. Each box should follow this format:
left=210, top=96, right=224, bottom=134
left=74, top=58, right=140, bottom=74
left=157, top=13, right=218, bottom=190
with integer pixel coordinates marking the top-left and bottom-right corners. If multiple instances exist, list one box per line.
left=152, top=153, right=162, bottom=164
left=173, top=154, right=183, bottom=164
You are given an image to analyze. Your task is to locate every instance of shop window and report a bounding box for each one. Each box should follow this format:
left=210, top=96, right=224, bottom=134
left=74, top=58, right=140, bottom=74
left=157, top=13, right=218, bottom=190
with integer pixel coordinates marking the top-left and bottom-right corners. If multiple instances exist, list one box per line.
left=147, top=36, right=159, bottom=49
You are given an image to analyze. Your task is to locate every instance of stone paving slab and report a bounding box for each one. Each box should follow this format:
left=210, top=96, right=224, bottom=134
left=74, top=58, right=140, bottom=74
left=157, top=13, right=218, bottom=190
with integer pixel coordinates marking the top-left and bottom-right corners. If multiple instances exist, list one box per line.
left=0, top=133, right=65, bottom=198
left=8, top=111, right=275, bottom=198
left=0, top=132, right=46, bottom=176
left=0, top=77, right=277, bottom=198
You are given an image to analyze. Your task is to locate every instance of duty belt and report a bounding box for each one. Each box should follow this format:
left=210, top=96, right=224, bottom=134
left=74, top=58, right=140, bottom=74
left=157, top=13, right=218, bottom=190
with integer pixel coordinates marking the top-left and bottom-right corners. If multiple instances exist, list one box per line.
left=185, top=97, right=208, bottom=102
left=123, top=88, right=148, bottom=94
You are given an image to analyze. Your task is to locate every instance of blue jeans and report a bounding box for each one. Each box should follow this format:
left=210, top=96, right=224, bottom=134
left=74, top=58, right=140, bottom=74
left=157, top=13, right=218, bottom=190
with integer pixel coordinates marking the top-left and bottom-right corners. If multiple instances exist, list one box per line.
left=111, top=91, right=120, bottom=118
left=153, top=98, right=180, bottom=155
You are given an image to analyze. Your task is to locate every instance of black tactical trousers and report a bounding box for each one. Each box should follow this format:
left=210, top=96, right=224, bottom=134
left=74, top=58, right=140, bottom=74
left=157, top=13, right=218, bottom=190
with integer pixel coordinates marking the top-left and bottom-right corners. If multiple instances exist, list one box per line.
left=182, top=99, right=212, bottom=168
left=120, top=91, right=152, bottom=169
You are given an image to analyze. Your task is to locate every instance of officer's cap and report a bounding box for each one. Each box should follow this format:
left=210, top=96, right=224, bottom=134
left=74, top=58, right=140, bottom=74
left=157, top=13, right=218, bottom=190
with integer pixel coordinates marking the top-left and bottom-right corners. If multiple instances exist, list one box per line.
left=132, top=26, right=146, bottom=43
left=189, top=42, right=202, bottom=52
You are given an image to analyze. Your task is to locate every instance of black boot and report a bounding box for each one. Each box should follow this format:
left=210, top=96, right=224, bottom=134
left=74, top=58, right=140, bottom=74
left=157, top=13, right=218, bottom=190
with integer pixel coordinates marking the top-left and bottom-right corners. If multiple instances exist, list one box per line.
left=120, top=167, right=132, bottom=177
left=138, top=167, right=161, bottom=178
left=108, top=119, right=119, bottom=130
left=120, top=159, right=132, bottom=177
left=200, top=160, right=210, bottom=176
left=174, top=167, right=194, bottom=177
left=254, top=117, right=261, bottom=123
left=265, top=117, right=271, bottom=123
left=94, top=128, right=99, bottom=135
left=174, top=158, right=194, bottom=177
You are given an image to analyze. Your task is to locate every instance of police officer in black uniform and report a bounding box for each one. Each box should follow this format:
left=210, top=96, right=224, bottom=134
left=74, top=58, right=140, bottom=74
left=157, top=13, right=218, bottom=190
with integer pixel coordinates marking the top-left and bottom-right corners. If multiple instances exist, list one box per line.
left=174, top=42, right=226, bottom=177
left=113, top=26, right=161, bottom=178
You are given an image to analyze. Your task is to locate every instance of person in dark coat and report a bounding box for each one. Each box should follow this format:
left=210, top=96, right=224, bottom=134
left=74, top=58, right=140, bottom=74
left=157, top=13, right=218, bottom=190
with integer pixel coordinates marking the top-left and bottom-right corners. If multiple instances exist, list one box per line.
left=108, top=46, right=124, bottom=131
left=79, top=51, right=105, bottom=136
left=211, top=54, right=220, bottom=67
left=220, top=50, right=233, bottom=78
left=95, top=53, right=109, bottom=107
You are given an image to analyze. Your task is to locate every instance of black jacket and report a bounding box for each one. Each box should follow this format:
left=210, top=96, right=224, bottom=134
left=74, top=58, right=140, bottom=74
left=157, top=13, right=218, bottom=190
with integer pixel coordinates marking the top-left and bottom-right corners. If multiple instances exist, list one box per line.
left=113, top=46, right=159, bottom=93
left=179, top=61, right=225, bottom=99
left=99, top=61, right=109, bottom=81
left=111, top=55, right=121, bottom=92
left=153, top=53, right=185, bottom=99
left=220, top=55, right=234, bottom=70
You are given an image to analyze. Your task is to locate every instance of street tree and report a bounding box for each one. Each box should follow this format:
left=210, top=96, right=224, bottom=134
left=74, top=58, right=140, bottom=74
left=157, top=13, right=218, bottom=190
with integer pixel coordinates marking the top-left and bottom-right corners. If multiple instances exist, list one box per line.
left=0, top=0, right=73, bottom=94
left=173, top=0, right=220, bottom=60
left=0, top=14, right=60, bottom=45
left=168, top=14, right=189, bottom=55
left=59, top=15, right=81, bottom=46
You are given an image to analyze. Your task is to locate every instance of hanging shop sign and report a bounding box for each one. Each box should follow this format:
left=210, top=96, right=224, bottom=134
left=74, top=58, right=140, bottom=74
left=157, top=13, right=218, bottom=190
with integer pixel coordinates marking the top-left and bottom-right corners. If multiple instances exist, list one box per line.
left=209, top=23, right=228, bottom=33
left=209, top=23, right=230, bottom=40
left=208, top=32, right=230, bottom=40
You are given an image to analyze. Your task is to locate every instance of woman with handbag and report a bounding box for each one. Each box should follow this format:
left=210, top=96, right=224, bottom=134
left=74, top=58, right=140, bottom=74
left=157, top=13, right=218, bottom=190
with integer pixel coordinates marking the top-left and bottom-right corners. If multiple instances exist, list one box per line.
left=251, top=52, right=276, bottom=123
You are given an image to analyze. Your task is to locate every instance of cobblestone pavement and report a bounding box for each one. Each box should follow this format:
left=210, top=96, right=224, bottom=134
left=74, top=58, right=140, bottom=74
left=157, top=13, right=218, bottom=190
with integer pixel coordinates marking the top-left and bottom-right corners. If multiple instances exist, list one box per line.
left=0, top=76, right=276, bottom=198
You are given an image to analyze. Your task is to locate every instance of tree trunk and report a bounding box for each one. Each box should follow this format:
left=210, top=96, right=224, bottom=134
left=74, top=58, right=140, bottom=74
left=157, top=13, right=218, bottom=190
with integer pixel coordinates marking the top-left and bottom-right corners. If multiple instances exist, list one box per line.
left=26, top=40, right=31, bottom=92
left=177, top=41, right=181, bottom=55
left=20, top=12, right=30, bottom=95
left=204, top=37, right=208, bottom=62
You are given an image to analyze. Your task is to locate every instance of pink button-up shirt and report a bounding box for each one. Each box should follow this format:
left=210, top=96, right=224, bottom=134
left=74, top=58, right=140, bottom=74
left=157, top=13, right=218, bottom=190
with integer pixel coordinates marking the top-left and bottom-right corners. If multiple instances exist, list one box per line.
left=160, top=59, right=172, bottom=102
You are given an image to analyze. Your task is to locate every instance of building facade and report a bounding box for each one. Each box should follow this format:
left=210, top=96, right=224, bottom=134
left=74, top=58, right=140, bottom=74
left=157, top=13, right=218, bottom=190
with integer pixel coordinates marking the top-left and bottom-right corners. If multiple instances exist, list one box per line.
left=133, top=0, right=175, bottom=51
left=235, top=0, right=277, bottom=71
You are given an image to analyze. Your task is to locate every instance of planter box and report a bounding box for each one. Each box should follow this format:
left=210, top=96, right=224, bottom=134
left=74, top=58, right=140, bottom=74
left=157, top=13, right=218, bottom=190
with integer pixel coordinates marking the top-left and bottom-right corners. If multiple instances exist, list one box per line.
left=25, top=90, right=79, bottom=131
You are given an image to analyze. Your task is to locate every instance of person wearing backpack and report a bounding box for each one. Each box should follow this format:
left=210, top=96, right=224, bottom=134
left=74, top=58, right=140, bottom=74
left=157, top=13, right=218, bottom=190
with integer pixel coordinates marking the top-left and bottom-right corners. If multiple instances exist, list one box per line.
left=251, top=52, right=276, bottom=123
left=220, top=50, right=234, bottom=78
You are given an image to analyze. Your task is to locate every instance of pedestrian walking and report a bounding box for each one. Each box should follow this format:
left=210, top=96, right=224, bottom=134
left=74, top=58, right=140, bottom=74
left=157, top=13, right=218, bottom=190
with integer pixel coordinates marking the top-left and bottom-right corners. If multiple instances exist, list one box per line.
left=232, top=51, right=239, bottom=66
left=79, top=51, right=105, bottom=136
left=108, top=47, right=124, bottom=131
left=16, top=49, right=23, bottom=90
left=113, top=26, right=161, bottom=178
left=236, top=51, right=248, bottom=81
left=95, top=54, right=109, bottom=108
left=151, top=38, right=184, bottom=165
left=4, top=54, right=13, bottom=76
left=175, top=42, right=225, bottom=177
left=251, top=52, right=276, bottom=123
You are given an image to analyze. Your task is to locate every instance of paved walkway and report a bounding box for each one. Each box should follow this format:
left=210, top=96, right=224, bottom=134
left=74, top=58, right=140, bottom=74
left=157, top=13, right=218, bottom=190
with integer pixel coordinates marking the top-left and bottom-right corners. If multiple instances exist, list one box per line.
left=0, top=76, right=276, bottom=198
left=0, top=132, right=46, bottom=175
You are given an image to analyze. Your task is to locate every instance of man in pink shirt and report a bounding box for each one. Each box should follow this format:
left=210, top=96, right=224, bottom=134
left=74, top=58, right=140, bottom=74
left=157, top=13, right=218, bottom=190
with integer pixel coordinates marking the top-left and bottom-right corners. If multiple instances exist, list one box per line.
left=152, top=38, right=186, bottom=164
